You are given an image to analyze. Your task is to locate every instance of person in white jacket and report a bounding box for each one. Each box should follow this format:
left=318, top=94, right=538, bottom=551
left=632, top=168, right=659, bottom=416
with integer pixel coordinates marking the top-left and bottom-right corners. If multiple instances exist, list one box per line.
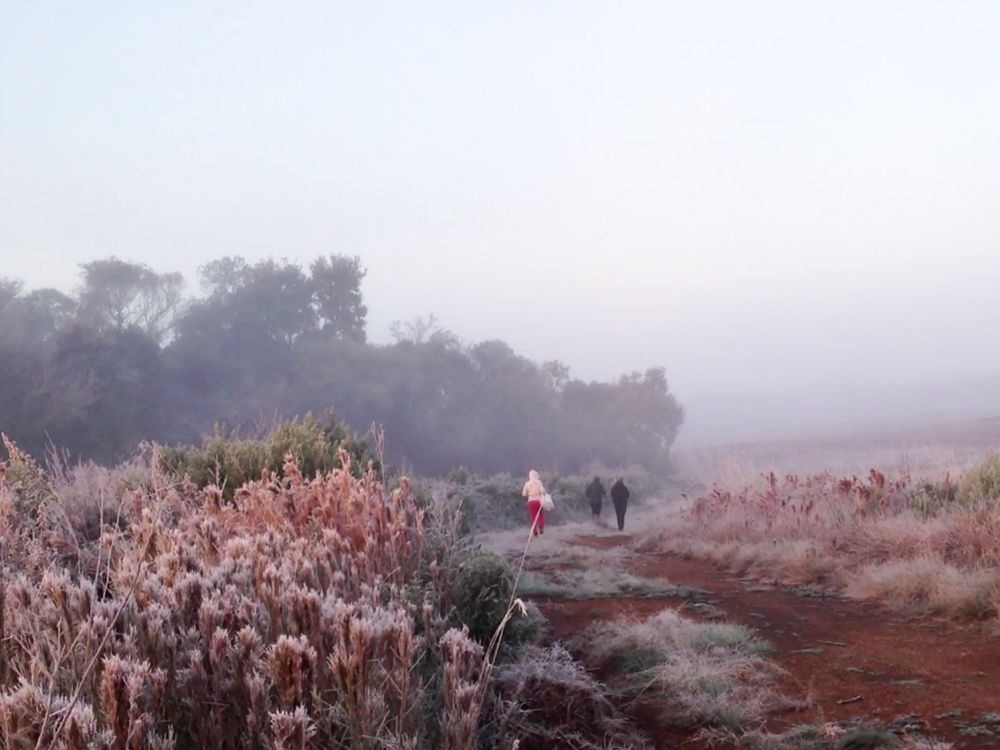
left=521, top=469, right=546, bottom=536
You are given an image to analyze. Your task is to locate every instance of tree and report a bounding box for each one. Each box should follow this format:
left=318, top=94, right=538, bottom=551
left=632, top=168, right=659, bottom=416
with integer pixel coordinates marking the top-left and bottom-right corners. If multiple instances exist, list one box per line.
left=389, top=314, right=459, bottom=348
left=188, top=256, right=320, bottom=346
left=17, top=289, right=78, bottom=342
left=233, top=259, right=317, bottom=346
left=166, top=257, right=323, bottom=440
left=611, top=367, right=685, bottom=465
left=46, top=325, right=167, bottom=462
left=542, top=360, right=571, bottom=393
left=0, top=300, right=102, bottom=460
left=0, top=278, right=22, bottom=312
left=3, top=257, right=686, bottom=475
left=193, top=253, right=369, bottom=345
left=556, top=378, right=617, bottom=466
left=465, top=340, right=558, bottom=473
left=198, top=255, right=250, bottom=297
left=76, top=257, right=184, bottom=344
left=380, top=338, right=482, bottom=473
left=0, top=280, right=51, bottom=455
left=553, top=367, right=684, bottom=472
left=310, top=254, right=368, bottom=342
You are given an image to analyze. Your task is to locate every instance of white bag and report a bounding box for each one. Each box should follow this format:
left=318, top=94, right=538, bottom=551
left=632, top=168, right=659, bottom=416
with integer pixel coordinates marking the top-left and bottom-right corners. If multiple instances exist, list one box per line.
left=540, top=493, right=554, bottom=511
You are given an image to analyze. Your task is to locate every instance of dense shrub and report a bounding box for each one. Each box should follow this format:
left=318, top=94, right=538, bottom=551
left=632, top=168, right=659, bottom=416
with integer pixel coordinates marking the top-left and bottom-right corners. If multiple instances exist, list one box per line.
left=906, top=475, right=959, bottom=517
left=158, top=410, right=374, bottom=499
left=0, top=442, right=543, bottom=749
left=414, top=493, right=547, bottom=651
left=450, top=549, right=517, bottom=644
left=956, top=450, right=1000, bottom=508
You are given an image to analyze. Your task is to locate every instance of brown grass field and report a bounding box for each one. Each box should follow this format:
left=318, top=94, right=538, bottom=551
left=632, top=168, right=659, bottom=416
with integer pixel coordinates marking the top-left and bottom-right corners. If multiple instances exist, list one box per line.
left=3, top=415, right=1000, bottom=749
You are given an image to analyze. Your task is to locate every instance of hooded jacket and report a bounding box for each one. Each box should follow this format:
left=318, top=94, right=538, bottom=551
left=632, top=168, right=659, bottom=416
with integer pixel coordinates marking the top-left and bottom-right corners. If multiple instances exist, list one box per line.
left=585, top=478, right=606, bottom=502
left=522, top=470, right=546, bottom=502
left=611, top=479, right=629, bottom=505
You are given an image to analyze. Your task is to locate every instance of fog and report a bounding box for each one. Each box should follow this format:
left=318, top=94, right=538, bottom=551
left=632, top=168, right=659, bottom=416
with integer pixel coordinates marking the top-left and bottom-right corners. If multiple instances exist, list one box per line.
left=3, top=2, right=1000, bottom=447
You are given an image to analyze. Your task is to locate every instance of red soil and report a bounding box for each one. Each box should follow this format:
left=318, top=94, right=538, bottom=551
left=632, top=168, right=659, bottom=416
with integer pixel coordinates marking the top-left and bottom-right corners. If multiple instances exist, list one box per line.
left=534, top=534, right=1000, bottom=750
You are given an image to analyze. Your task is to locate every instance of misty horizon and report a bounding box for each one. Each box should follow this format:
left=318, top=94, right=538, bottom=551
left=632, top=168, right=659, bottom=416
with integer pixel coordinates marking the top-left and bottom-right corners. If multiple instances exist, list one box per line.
left=5, top=2, right=1000, bottom=447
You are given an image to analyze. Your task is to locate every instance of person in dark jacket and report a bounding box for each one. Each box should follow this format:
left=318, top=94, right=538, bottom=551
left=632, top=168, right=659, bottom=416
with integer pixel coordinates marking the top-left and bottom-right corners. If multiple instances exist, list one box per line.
left=585, top=477, right=606, bottom=518
left=610, top=478, right=630, bottom=531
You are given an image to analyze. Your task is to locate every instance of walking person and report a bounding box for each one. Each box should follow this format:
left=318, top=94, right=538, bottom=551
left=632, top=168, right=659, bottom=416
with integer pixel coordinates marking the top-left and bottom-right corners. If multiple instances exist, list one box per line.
left=585, top=476, right=606, bottom=519
left=610, top=477, right=630, bottom=531
left=522, top=469, right=546, bottom=536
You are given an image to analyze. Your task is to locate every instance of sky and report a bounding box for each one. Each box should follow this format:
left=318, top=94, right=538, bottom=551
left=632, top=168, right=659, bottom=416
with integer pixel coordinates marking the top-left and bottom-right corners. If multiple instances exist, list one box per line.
left=3, top=2, right=1000, bottom=440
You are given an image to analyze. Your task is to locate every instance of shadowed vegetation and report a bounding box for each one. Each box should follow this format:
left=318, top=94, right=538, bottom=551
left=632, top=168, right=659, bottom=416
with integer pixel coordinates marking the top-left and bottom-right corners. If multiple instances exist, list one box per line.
left=0, top=254, right=683, bottom=478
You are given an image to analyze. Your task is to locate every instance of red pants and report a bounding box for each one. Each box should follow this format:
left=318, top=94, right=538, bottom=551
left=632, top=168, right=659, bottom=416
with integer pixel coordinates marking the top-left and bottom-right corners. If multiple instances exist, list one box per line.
left=527, top=500, right=544, bottom=534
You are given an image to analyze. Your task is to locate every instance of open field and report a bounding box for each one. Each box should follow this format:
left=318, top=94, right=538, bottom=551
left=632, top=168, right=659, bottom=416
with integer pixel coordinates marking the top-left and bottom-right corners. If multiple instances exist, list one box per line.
left=673, top=415, right=1000, bottom=484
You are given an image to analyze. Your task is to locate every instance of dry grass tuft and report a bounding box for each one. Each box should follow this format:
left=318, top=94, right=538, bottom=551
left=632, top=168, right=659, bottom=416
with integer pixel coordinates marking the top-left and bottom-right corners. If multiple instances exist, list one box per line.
left=492, top=644, right=649, bottom=750
left=844, top=558, right=1000, bottom=619
left=705, top=721, right=954, bottom=750
left=580, top=606, right=787, bottom=734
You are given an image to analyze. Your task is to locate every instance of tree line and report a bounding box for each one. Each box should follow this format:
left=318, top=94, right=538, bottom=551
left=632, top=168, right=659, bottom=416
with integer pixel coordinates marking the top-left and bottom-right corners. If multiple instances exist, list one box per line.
left=0, top=255, right=685, bottom=475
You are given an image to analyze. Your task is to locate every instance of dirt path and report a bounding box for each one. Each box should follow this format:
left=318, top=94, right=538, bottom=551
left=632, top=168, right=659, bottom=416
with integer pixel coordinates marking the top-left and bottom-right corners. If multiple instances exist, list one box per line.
left=534, top=533, right=1000, bottom=749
